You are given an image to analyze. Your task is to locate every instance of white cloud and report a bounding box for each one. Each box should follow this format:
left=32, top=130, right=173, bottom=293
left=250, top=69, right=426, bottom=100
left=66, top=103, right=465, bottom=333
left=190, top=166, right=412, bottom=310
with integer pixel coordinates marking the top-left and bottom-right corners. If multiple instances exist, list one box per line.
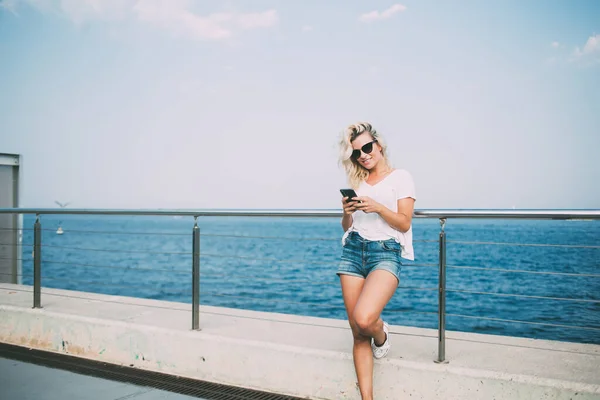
left=574, top=34, right=600, bottom=57
left=5, top=0, right=279, bottom=40
left=570, top=34, right=600, bottom=66
left=301, top=25, right=313, bottom=32
left=133, top=0, right=233, bottom=40
left=551, top=41, right=560, bottom=48
left=359, top=4, right=406, bottom=23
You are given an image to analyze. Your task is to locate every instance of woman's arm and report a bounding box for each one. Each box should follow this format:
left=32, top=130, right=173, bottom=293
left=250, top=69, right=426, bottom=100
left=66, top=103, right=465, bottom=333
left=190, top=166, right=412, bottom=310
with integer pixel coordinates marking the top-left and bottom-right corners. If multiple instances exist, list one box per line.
left=341, top=197, right=356, bottom=231
left=342, top=213, right=353, bottom=231
left=377, top=198, right=414, bottom=232
left=353, top=197, right=415, bottom=233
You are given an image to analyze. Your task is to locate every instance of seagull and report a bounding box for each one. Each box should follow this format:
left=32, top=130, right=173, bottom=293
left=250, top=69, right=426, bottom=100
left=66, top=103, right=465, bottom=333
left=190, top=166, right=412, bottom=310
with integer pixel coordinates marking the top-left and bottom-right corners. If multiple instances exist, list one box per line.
left=55, top=201, right=70, bottom=208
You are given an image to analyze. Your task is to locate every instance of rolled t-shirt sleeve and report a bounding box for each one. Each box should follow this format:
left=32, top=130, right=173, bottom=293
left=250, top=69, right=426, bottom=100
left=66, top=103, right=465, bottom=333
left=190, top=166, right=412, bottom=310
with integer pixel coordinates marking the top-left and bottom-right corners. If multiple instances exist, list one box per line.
left=395, top=170, right=416, bottom=201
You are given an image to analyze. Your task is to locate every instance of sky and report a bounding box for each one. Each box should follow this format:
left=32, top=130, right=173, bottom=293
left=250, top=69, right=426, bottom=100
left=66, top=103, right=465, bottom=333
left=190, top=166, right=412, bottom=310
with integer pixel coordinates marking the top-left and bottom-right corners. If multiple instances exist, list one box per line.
left=0, top=0, right=599, bottom=210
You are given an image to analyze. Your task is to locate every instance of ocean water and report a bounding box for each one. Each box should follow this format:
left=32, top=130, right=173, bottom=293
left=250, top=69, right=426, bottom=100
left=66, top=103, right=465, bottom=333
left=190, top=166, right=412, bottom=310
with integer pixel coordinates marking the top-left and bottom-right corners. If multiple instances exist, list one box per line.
left=16, top=214, right=600, bottom=345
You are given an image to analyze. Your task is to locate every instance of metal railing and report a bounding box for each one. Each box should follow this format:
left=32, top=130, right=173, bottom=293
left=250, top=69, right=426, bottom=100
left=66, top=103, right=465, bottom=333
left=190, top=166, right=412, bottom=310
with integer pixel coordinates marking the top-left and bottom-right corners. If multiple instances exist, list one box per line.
left=0, top=208, right=598, bottom=364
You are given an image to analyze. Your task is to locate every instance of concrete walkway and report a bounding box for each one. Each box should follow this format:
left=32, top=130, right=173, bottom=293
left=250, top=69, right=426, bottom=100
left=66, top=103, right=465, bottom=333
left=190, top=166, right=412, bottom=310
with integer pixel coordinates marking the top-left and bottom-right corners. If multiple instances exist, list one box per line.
left=0, top=357, right=201, bottom=400
left=1, top=283, right=599, bottom=399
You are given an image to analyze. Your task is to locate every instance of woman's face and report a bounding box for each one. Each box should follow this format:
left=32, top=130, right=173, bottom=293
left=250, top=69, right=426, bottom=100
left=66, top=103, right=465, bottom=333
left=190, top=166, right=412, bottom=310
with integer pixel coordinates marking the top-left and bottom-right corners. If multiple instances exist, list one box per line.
left=351, top=132, right=382, bottom=170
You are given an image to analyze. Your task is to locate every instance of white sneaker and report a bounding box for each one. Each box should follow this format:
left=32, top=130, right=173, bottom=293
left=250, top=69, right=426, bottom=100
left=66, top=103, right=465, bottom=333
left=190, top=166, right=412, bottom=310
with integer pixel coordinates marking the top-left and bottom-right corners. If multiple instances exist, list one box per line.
left=371, top=321, right=390, bottom=359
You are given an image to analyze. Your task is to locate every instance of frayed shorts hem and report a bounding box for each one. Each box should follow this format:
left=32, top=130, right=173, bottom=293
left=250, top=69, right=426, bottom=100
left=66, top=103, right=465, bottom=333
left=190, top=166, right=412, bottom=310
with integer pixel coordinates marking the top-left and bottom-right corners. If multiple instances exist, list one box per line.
left=336, top=265, right=401, bottom=283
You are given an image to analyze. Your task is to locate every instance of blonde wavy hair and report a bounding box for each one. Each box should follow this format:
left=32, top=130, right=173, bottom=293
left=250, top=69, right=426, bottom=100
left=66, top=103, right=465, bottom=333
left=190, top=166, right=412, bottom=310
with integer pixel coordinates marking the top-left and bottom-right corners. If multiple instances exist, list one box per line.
left=338, top=122, right=391, bottom=189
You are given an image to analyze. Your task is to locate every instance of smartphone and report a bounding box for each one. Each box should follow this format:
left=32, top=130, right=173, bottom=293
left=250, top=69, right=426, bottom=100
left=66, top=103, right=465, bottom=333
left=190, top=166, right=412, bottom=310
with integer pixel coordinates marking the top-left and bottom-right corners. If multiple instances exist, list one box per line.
left=340, top=188, right=360, bottom=203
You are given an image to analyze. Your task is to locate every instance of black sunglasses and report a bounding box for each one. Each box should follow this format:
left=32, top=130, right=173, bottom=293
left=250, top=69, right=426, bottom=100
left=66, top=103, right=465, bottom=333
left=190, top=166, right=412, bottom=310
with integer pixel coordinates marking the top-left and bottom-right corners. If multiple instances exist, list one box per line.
left=351, top=140, right=378, bottom=160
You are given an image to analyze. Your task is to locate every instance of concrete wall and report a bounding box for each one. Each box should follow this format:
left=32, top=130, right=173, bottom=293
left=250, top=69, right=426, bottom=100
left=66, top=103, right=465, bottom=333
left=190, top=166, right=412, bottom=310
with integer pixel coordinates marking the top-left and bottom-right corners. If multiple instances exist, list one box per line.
left=0, top=153, right=21, bottom=284
left=1, top=284, right=599, bottom=400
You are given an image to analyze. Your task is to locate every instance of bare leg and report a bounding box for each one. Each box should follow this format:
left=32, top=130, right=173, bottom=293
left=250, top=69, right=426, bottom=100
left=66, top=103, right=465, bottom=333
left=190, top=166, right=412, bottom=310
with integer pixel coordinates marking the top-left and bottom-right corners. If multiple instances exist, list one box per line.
left=340, top=271, right=398, bottom=400
left=340, top=275, right=371, bottom=399
left=353, top=270, right=399, bottom=344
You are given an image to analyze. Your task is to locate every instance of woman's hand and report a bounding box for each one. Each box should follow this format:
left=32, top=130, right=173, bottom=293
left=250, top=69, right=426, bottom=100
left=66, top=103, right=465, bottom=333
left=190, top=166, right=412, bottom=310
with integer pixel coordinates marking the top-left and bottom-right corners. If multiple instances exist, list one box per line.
left=342, top=197, right=358, bottom=215
left=354, top=196, right=383, bottom=214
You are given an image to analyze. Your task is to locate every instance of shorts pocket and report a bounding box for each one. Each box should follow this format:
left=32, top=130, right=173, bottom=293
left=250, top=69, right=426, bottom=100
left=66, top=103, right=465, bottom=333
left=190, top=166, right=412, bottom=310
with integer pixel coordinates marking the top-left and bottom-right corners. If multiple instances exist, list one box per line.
left=382, top=240, right=401, bottom=252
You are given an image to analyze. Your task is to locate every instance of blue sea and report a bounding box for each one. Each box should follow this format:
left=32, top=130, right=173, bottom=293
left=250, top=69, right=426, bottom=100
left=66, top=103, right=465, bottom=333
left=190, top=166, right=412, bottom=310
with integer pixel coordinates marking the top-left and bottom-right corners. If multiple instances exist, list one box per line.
left=17, top=214, right=600, bottom=345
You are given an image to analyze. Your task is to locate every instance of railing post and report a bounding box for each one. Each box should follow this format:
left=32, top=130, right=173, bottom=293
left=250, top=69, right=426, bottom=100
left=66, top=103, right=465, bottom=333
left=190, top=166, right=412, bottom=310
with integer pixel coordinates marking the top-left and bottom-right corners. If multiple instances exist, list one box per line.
left=33, top=214, right=42, bottom=309
left=192, top=217, right=200, bottom=330
left=435, top=218, right=448, bottom=363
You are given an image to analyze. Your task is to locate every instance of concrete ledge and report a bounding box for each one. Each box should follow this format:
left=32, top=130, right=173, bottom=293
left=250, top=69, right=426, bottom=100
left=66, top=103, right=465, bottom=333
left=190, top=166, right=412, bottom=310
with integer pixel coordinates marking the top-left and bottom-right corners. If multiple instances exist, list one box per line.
left=1, top=283, right=599, bottom=399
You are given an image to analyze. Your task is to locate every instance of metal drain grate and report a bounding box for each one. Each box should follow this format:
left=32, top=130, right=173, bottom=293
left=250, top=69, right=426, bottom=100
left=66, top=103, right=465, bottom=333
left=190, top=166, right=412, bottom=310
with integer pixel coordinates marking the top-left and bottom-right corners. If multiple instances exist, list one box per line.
left=0, top=343, right=308, bottom=400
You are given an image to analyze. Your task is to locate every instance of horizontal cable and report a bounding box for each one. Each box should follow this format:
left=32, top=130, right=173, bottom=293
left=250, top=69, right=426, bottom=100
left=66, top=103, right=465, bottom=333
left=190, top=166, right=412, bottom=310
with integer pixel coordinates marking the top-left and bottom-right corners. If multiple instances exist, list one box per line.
left=404, top=263, right=438, bottom=268
left=0, top=226, right=435, bottom=243
left=198, top=309, right=438, bottom=339
left=201, top=309, right=356, bottom=332
left=1, top=287, right=188, bottom=312
left=42, top=259, right=190, bottom=274
left=203, top=254, right=437, bottom=269
left=2, top=266, right=435, bottom=293
left=200, top=273, right=336, bottom=286
left=201, top=252, right=333, bottom=266
left=385, top=308, right=438, bottom=315
left=446, top=313, right=600, bottom=332
left=0, top=272, right=30, bottom=277
left=42, top=276, right=148, bottom=289
left=200, top=272, right=436, bottom=291
left=0, top=243, right=33, bottom=246
left=39, top=228, right=189, bottom=236
left=0, top=257, right=24, bottom=261
left=447, top=264, right=600, bottom=278
left=200, top=232, right=435, bottom=243
left=200, top=233, right=338, bottom=241
left=20, top=255, right=435, bottom=278
left=42, top=276, right=165, bottom=291
left=40, top=244, right=190, bottom=255
left=446, top=289, right=600, bottom=304
left=206, top=293, right=346, bottom=310
left=0, top=256, right=438, bottom=274
left=204, top=292, right=436, bottom=315
left=447, top=239, right=600, bottom=249
left=2, top=248, right=436, bottom=270
left=1, top=225, right=439, bottom=243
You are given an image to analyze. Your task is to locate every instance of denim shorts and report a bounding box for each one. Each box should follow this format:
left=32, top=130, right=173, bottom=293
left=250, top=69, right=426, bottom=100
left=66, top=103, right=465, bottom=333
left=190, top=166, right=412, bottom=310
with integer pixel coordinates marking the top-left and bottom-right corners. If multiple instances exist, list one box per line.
left=337, top=231, right=402, bottom=282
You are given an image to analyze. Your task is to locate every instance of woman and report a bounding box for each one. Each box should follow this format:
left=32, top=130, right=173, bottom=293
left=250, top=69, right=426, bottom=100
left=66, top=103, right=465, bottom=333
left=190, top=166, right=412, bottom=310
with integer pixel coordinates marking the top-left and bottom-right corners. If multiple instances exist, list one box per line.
left=337, top=122, right=416, bottom=400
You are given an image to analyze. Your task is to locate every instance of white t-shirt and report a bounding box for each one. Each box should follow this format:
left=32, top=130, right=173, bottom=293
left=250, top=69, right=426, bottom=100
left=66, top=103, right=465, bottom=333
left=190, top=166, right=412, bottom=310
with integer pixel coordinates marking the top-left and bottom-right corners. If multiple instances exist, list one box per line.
left=342, top=169, right=417, bottom=260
